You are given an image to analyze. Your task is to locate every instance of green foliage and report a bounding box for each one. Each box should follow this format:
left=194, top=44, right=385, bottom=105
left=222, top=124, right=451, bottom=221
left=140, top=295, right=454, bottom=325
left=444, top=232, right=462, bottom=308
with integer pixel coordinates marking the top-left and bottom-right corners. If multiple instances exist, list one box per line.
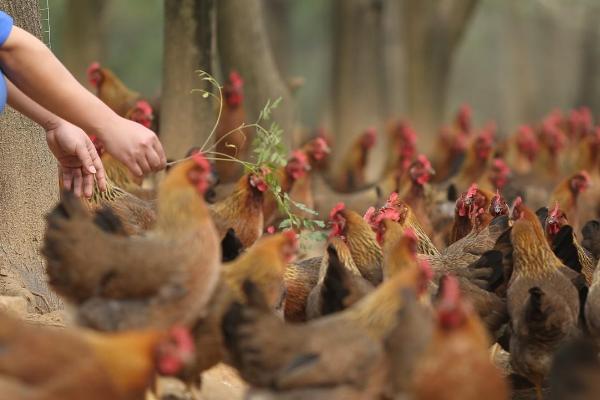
left=191, top=70, right=325, bottom=238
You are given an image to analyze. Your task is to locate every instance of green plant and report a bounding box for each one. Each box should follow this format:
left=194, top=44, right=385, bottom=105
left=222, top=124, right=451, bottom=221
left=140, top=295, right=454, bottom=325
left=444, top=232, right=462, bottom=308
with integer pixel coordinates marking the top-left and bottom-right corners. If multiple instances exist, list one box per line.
left=182, top=70, right=326, bottom=235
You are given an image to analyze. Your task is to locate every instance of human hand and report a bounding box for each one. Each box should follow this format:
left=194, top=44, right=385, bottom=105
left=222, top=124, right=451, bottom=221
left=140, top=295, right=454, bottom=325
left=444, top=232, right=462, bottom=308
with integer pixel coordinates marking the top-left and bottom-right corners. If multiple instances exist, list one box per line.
left=96, top=117, right=166, bottom=177
left=46, top=119, right=107, bottom=197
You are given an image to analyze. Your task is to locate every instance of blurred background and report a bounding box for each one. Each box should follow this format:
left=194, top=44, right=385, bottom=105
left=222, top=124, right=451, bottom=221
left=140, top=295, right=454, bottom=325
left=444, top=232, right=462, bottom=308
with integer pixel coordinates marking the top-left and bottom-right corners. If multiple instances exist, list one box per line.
left=46, top=0, right=600, bottom=158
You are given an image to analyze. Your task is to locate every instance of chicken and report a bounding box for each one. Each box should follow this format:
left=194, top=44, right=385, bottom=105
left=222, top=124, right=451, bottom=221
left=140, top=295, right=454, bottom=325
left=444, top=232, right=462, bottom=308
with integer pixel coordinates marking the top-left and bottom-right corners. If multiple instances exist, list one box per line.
left=369, top=195, right=509, bottom=335
left=283, top=202, right=383, bottom=321
left=222, top=229, right=431, bottom=398
left=328, top=202, right=383, bottom=285
left=209, top=167, right=269, bottom=249
left=82, top=177, right=157, bottom=236
left=452, top=124, right=495, bottom=193
left=335, top=127, right=377, bottom=191
left=449, top=184, right=496, bottom=244
left=87, top=61, right=143, bottom=117
left=507, top=124, right=540, bottom=176
left=305, top=237, right=373, bottom=319
left=431, top=104, right=472, bottom=183
left=0, top=311, right=194, bottom=400
left=397, top=155, right=437, bottom=235
left=43, top=153, right=221, bottom=330
left=507, top=216, right=580, bottom=398
left=385, top=120, right=417, bottom=178
left=214, top=71, right=252, bottom=182
left=184, top=231, right=298, bottom=379
left=288, top=137, right=332, bottom=219
left=549, top=337, right=600, bottom=400
left=412, top=275, right=509, bottom=400
left=544, top=204, right=596, bottom=285
left=263, top=150, right=311, bottom=226
left=549, top=170, right=591, bottom=235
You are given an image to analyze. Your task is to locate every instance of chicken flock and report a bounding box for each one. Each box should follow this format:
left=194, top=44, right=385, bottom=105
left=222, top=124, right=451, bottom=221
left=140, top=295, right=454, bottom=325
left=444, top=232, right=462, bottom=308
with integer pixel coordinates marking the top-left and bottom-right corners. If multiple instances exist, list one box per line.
left=3, top=65, right=600, bottom=400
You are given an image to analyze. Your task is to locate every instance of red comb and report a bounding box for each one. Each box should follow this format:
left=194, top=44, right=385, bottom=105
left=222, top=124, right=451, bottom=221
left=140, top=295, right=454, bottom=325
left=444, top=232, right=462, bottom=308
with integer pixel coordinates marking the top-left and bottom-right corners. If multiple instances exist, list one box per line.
left=550, top=201, right=560, bottom=218
left=290, top=149, right=309, bottom=166
left=385, top=192, right=399, bottom=207
left=313, top=137, right=331, bottom=153
left=363, top=207, right=376, bottom=224
left=283, top=230, right=298, bottom=247
left=191, top=152, right=210, bottom=171
left=416, top=154, right=431, bottom=169
left=578, top=170, right=591, bottom=182
left=466, top=183, right=478, bottom=198
left=440, top=275, right=461, bottom=305
left=229, top=70, right=243, bottom=88
left=135, top=100, right=153, bottom=115
left=329, top=202, right=346, bottom=220
left=86, top=61, right=100, bottom=75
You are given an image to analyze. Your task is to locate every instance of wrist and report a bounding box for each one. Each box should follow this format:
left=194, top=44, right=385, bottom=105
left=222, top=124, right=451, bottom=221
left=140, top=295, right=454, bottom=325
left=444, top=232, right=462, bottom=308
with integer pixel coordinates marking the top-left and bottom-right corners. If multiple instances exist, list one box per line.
left=84, top=110, right=121, bottom=142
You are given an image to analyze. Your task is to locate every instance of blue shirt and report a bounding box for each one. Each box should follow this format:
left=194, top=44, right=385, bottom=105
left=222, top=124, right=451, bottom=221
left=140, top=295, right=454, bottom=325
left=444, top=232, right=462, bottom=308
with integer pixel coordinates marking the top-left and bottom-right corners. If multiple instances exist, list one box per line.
left=0, top=11, right=13, bottom=113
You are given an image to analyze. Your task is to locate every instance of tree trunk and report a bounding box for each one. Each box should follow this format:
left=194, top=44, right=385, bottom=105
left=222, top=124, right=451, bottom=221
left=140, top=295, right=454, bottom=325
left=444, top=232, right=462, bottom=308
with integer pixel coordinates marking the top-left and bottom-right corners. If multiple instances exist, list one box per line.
left=160, top=0, right=216, bottom=159
left=217, top=0, right=295, bottom=146
left=263, top=0, right=291, bottom=77
left=61, top=0, right=110, bottom=86
left=0, top=0, right=61, bottom=313
left=402, top=0, right=479, bottom=145
left=575, top=3, right=600, bottom=113
left=331, top=0, right=386, bottom=173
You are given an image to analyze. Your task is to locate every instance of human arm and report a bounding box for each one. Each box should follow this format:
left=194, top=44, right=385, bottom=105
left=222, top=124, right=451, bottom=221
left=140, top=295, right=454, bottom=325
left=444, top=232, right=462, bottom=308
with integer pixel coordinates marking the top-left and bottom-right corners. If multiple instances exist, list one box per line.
left=0, top=25, right=166, bottom=176
left=6, top=79, right=107, bottom=197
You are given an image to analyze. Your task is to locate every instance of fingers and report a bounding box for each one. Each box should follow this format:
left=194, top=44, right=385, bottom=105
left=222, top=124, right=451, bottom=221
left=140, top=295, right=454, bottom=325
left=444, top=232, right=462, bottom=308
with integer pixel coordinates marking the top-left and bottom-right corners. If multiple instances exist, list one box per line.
left=152, top=138, right=167, bottom=169
left=145, top=147, right=162, bottom=171
left=62, top=169, right=74, bottom=192
left=72, top=168, right=83, bottom=197
left=88, top=142, right=107, bottom=192
left=75, top=142, right=97, bottom=175
left=82, top=173, right=94, bottom=198
left=136, top=153, right=152, bottom=175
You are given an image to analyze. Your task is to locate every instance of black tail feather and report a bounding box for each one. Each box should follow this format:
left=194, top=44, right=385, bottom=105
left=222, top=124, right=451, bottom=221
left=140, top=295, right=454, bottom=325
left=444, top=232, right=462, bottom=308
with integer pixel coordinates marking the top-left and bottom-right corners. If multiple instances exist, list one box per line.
left=552, top=225, right=581, bottom=274
left=320, top=245, right=351, bottom=316
left=221, top=228, right=244, bottom=262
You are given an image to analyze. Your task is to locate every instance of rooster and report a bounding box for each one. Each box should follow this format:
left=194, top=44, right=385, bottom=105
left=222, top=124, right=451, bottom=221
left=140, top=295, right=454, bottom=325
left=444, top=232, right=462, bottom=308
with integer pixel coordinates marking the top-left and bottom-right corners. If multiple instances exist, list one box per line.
left=0, top=311, right=194, bottom=400
left=214, top=71, right=252, bottom=183
left=43, top=153, right=221, bottom=331
left=413, top=275, right=509, bottom=400
left=335, top=127, right=377, bottom=191
left=87, top=62, right=145, bottom=118
left=506, top=214, right=580, bottom=398
left=209, top=167, right=270, bottom=249
left=385, top=120, right=417, bottom=178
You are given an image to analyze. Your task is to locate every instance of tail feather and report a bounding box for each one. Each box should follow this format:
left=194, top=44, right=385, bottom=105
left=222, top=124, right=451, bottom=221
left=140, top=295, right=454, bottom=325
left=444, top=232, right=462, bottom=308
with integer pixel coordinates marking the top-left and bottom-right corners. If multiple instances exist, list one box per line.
left=464, top=250, right=505, bottom=291
left=551, top=225, right=581, bottom=274
left=321, top=245, right=352, bottom=316
left=221, top=228, right=243, bottom=262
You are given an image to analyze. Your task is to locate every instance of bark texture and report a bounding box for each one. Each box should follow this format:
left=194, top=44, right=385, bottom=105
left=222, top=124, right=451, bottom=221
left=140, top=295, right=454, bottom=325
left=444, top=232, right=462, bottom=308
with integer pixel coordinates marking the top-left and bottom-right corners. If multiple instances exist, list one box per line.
left=402, top=0, right=479, bottom=144
left=61, top=0, right=109, bottom=86
left=0, top=0, right=61, bottom=312
left=161, top=0, right=215, bottom=159
left=217, top=0, right=295, bottom=146
left=331, top=0, right=386, bottom=172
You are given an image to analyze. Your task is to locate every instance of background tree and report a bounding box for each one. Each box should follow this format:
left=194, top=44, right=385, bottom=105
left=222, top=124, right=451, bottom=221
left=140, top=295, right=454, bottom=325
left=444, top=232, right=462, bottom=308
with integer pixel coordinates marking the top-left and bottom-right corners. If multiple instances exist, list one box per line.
left=160, top=0, right=215, bottom=159
left=60, top=0, right=110, bottom=85
left=330, top=0, right=387, bottom=175
left=402, top=0, right=479, bottom=145
left=0, top=0, right=61, bottom=312
left=217, top=0, right=295, bottom=146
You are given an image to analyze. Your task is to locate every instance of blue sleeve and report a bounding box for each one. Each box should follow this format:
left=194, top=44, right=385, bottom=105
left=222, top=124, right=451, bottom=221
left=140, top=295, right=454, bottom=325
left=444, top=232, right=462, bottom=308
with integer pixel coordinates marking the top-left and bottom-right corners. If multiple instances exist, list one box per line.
left=0, top=11, right=13, bottom=47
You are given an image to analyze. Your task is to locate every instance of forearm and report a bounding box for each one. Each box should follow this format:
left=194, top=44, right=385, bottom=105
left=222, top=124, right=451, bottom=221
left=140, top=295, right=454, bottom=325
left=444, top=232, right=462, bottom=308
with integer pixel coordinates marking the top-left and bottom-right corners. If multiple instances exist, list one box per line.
left=6, top=78, right=59, bottom=130
left=0, top=26, right=117, bottom=139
